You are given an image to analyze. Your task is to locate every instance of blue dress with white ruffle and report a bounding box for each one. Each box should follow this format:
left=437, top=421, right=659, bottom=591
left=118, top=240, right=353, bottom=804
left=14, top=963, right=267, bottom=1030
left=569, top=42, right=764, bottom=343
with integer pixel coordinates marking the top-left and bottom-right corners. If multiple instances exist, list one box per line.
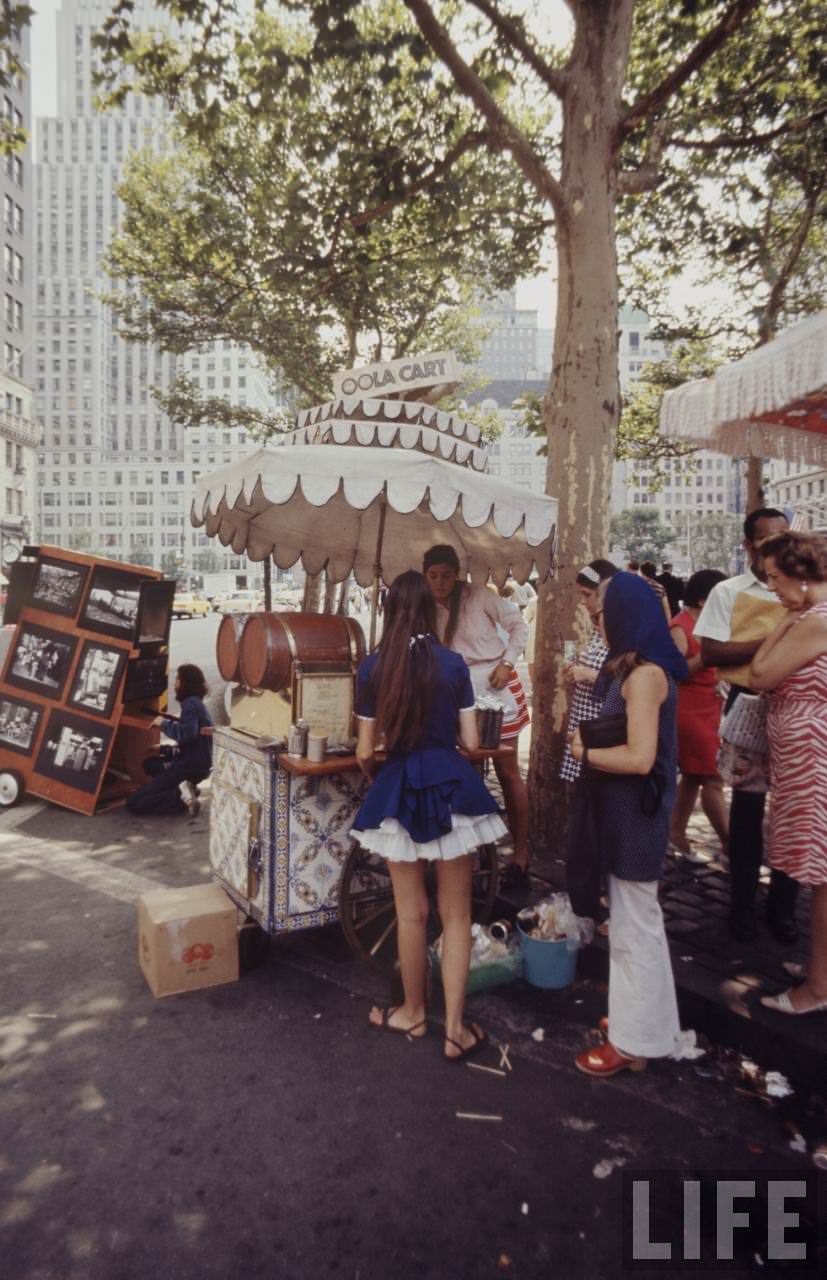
left=350, top=642, right=507, bottom=862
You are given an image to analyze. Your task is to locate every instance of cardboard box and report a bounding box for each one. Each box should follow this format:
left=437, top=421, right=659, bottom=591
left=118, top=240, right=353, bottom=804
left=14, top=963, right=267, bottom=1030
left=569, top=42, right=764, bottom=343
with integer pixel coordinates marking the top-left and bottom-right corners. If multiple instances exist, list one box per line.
left=138, top=882, right=240, bottom=998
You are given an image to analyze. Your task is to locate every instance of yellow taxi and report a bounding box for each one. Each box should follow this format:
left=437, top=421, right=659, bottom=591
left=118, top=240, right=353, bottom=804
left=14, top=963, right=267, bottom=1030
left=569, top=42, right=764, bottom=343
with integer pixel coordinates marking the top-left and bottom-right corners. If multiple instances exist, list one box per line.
left=171, top=591, right=211, bottom=619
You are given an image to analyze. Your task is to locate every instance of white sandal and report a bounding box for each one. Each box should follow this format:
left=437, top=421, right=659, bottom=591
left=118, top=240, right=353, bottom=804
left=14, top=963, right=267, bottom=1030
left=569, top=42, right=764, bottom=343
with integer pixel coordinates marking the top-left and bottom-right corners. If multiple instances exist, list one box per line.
left=761, top=988, right=827, bottom=1015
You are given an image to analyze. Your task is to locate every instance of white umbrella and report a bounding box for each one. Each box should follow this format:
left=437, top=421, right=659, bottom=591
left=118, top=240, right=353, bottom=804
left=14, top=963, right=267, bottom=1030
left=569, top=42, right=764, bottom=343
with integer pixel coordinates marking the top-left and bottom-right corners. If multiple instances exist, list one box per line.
left=660, top=310, right=827, bottom=466
left=191, top=445, right=555, bottom=584
left=191, top=394, right=556, bottom=642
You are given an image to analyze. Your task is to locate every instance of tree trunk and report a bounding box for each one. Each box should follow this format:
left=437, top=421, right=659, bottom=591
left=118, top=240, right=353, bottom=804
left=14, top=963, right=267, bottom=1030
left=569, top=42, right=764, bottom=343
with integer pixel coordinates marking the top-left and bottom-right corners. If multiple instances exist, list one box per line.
left=528, top=2, right=634, bottom=859
left=746, top=456, right=764, bottom=512
left=302, top=571, right=323, bottom=612
left=322, top=572, right=337, bottom=614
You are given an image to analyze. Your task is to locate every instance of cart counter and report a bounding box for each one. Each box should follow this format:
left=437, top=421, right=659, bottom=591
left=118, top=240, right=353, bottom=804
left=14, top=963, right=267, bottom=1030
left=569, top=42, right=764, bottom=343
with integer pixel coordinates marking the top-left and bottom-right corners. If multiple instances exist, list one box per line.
left=209, top=726, right=513, bottom=941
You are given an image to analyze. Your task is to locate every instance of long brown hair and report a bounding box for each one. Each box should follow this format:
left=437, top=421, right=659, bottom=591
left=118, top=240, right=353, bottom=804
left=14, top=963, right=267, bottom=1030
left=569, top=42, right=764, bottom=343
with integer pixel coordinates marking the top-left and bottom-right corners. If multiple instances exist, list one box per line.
left=422, top=544, right=468, bottom=648
left=369, top=571, right=438, bottom=752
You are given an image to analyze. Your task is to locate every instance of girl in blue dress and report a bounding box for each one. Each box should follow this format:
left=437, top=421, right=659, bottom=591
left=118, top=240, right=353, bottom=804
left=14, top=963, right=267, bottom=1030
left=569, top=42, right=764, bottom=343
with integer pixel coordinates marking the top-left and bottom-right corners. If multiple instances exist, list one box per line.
left=351, top=570, right=507, bottom=1060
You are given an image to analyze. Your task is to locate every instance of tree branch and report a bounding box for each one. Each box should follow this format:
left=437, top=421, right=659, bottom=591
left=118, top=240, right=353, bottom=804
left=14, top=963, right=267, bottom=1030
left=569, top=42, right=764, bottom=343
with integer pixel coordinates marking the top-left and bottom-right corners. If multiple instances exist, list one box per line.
left=465, top=0, right=568, bottom=99
left=758, top=176, right=826, bottom=343
left=617, top=118, right=670, bottom=195
left=618, top=0, right=762, bottom=139
left=349, top=129, right=491, bottom=228
left=402, top=0, right=568, bottom=223
left=669, top=104, right=827, bottom=152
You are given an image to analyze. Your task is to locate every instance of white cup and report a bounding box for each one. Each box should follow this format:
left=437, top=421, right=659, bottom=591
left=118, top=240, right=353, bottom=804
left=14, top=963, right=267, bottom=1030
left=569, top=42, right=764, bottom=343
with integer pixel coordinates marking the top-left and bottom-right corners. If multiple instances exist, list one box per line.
left=307, top=732, right=328, bottom=763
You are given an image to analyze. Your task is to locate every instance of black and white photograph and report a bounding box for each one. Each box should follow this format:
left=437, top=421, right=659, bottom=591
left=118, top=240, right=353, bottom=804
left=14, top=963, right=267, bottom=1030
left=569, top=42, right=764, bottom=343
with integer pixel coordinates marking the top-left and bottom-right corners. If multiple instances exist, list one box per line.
left=68, top=641, right=127, bottom=719
left=79, top=567, right=144, bottom=640
left=35, top=710, right=114, bottom=795
left=6, top=624, right=77, bottom=700
left=0, top=696, right=43, bottom=755
left=30, top=557, right=89, bottom=619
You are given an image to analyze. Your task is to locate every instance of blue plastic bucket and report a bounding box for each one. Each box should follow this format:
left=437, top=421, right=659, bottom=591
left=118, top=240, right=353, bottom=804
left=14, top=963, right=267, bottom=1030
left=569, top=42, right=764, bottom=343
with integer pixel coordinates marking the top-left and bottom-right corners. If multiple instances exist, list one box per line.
left=517, top=925, right=578, bottom=990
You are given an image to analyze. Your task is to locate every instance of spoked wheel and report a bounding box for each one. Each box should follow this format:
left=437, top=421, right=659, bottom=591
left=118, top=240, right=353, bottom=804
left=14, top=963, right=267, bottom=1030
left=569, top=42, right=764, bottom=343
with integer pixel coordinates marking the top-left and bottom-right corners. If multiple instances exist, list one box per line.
left=0, top=769, right=23, bottom=808
left=338, top=841, right=500, bottom=967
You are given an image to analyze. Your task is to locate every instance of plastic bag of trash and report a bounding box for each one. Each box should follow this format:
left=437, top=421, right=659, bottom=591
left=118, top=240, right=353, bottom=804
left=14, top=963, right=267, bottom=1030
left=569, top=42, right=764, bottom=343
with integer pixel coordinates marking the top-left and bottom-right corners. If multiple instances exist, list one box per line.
left=516, top=893, right=595, bottom=951
left=430, top=923, right=522, bottom=994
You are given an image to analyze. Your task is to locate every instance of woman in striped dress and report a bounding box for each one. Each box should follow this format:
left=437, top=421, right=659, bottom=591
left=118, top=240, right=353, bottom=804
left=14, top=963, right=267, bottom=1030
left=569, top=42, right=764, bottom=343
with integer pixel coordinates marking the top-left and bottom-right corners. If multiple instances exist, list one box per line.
left=750, top=532, right=827, bottom=1016
left=423, top=545, right=530, bottom=887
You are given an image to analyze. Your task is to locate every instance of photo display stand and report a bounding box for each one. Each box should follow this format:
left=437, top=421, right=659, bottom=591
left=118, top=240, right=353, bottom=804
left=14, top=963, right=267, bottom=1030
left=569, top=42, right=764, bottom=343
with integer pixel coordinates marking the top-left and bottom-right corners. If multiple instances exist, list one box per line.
left=0, top=545, right=175, bottom=815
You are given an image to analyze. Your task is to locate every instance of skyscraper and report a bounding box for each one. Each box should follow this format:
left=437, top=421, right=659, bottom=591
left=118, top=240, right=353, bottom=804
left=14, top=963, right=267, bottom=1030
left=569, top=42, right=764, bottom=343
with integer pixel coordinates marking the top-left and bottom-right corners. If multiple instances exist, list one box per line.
left=1, top=13, right=37, bottom=569
left=34, top=0, right=278, bottom=580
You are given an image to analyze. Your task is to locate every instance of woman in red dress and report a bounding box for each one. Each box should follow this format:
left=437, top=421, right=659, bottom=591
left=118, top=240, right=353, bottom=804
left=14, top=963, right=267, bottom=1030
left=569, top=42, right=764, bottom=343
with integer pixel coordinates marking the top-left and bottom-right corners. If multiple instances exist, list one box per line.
left=668, top=570, right=728, bottom=860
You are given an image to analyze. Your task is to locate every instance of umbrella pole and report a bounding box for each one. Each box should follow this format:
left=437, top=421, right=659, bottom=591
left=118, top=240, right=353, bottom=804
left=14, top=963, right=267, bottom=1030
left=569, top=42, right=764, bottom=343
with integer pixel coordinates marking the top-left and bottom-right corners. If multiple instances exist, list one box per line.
left=368, top=500, right=387, bottom=651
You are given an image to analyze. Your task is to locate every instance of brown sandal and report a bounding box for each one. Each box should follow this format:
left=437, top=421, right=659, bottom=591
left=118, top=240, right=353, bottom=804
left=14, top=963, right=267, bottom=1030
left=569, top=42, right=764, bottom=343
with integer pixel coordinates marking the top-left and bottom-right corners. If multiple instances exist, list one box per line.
left=575, top=1040, right=646, bottom=1077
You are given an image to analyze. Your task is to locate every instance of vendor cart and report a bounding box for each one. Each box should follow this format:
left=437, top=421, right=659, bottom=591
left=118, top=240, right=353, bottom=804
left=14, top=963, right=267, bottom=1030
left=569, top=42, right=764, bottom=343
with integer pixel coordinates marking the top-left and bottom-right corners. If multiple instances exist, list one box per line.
left=194, top=351, right=558, bottom=963
left=209, top=722, right=506, bottom=966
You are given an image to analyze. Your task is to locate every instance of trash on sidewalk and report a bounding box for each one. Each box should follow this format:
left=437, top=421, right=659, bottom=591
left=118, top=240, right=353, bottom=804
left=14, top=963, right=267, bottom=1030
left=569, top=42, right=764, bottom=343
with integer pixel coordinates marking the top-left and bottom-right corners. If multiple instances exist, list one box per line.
left=430, top=923, right=522, bottom=995
left=531, top=1027, right=545, bottom=1042
left=516, top=893, right=593, bottom=990
left=670, top=1029, right=706, bottom=1061
left=498, top=1044, right=512, bottom=1072
left=467, top=1063, right=507, bottom=1077
left=593, top=1156, right=626, bottom=1179
left=137, top=882, right=239, bottom=998
left=764, top=1070, right=793, bottom=1099
left=456, top=1112, right=503, bottom=1122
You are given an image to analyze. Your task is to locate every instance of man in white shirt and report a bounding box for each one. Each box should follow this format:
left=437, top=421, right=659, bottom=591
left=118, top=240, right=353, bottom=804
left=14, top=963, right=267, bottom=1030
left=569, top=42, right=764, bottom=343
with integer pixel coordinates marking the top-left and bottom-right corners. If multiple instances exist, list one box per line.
left=694, top=508, right=798, bottom=944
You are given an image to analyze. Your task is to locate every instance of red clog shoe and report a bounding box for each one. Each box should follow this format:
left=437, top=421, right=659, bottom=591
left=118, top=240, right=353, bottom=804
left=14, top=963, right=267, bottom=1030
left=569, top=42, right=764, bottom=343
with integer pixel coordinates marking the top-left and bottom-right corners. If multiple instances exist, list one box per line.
left=575, top=1040, right=647, bottom=1077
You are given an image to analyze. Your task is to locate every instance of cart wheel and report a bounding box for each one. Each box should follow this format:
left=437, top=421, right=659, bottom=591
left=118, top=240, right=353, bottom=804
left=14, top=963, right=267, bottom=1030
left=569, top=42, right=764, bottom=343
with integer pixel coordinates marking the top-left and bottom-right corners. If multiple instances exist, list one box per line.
left=0, top=769, right=23, bottom=808
left=338, top=841, right=500, bottom=966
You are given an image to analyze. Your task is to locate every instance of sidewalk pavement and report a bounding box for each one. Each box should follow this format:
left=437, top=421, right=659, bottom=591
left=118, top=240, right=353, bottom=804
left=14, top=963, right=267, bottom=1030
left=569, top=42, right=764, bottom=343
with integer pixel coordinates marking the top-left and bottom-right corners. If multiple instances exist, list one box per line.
left=508, top=699, right=824, bottom=1093
left=6, top=760, right=823, bottom=1098
left=517, top=810, right=824, bottom=1095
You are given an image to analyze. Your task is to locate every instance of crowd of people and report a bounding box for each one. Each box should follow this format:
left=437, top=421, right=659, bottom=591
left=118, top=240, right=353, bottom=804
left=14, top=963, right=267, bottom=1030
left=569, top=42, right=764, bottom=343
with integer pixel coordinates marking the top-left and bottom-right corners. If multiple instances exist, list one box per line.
left=350, top=514, right=827, bottom=1075
left=124, top=513, right=826, bottom=1071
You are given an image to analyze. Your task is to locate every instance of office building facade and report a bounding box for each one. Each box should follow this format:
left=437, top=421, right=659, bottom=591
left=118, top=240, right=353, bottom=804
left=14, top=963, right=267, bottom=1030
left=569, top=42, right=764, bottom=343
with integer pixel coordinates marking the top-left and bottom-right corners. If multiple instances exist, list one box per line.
left=34, top=0, right=278, bottom=581
left=1, top=16, right=37, bottom=569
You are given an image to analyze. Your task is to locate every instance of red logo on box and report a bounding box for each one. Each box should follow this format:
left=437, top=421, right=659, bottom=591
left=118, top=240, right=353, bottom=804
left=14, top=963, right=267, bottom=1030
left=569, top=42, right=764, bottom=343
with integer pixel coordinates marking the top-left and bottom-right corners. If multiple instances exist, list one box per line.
left=183, top=942, right=215, bottom=964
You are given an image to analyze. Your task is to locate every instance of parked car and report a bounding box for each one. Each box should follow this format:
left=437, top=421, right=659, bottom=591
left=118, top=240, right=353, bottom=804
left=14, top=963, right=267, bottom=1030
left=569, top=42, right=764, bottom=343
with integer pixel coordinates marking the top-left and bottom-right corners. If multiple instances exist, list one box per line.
left=171, top=592, right=211, bottom=619
left=214, top=590, right=265, bottom=615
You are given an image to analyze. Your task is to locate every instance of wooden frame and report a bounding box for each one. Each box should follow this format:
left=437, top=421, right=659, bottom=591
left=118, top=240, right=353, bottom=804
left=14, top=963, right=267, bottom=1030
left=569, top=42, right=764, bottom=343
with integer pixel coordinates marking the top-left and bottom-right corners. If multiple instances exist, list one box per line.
left=0, top=545, right=169, bottom=815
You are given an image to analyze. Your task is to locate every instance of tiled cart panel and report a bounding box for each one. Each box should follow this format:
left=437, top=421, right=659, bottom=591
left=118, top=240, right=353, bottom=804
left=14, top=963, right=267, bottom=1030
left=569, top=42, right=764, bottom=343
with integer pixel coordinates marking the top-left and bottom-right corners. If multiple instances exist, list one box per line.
left=209, top=728, right=365, bottom=934
left=210, top=728, right=274, bottom=927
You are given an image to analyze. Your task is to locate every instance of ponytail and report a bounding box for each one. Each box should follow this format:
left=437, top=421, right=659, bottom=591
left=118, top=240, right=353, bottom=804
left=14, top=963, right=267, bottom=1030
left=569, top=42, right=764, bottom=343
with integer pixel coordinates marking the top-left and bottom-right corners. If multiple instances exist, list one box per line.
left=369, top=571, right=438, bottom=752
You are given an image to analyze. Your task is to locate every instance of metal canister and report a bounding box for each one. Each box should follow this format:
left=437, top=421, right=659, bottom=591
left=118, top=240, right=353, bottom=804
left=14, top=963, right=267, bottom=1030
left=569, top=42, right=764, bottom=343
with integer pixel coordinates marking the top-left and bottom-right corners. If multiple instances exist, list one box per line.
left=287, top=721, right=308, bottom=758
left=488, top=919, right=513, bottom=944
left=516, top=907, right=539, bottom=933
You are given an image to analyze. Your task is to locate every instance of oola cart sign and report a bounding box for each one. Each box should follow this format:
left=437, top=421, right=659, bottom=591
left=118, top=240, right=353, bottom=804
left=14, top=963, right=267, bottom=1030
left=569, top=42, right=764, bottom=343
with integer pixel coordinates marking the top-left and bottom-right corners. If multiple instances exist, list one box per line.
left=332, top=351, right=461, bottom=400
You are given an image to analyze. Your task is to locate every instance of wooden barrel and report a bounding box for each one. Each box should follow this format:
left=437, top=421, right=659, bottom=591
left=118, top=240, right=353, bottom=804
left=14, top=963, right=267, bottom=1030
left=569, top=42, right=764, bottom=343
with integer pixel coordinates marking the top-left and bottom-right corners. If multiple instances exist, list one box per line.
left=216, top=613, right=252, bottom=683
left=238, top=613, right=365, bottom=691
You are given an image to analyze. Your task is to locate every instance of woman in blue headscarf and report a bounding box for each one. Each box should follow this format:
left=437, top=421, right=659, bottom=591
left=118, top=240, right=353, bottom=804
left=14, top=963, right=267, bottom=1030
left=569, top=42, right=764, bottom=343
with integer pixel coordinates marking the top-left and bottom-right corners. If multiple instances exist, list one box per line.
left=570, top=572, right=688, bottom=1077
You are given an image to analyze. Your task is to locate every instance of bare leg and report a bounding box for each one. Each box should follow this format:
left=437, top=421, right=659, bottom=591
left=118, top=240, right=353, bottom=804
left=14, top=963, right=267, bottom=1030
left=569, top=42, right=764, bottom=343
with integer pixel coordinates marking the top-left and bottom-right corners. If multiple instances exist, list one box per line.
left=368, top=859, right=428, bottom=1035
left=699, top=777, right=729, bottom=848
left=494, top=747, right=529, bottom=869
left=669, top=775, right=700, bottom=850
left=435, top=855, right=480, bottom=1057
left=787, top=884, right=827, bottom=1010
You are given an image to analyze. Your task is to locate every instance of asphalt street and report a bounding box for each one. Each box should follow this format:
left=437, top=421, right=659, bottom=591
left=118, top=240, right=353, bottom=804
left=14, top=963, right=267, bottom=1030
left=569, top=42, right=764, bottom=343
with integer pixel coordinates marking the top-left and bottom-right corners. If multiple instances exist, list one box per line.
left=1, top=778, right=823, bottom=1280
